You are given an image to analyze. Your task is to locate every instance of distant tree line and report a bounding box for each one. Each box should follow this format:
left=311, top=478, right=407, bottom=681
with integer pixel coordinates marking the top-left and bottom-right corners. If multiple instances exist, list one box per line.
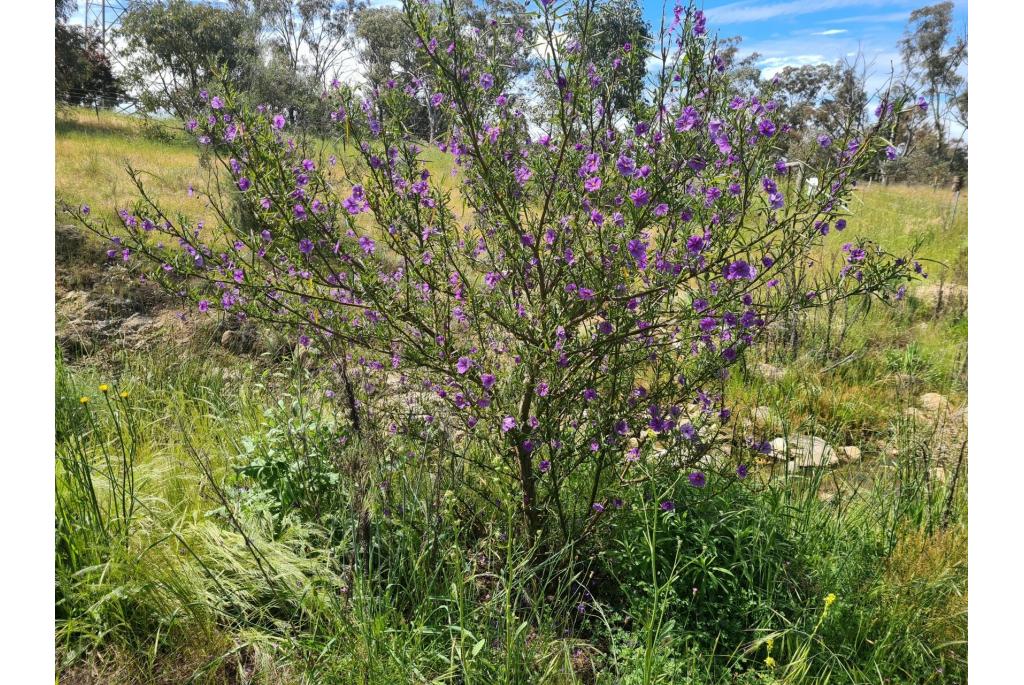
left=55, top=0, right=966, bottom=183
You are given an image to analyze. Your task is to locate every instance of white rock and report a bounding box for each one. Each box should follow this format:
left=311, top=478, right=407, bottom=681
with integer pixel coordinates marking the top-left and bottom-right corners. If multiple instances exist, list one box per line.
left=903, top=407, right=930, bottom=423
left=770, top=435, right=840, bottom=468
left=918, top=392, right=951, bottom=415
left=839, top=446, right=862, bottom=463
left=754, top=363, right=786, bottom=382
left=751, top=406, right=781, bottom=431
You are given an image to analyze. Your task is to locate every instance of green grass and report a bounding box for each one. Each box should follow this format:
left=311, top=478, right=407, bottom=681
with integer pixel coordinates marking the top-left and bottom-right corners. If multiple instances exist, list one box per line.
left=55, top=109, right=968, bottom=684
left=56, top=345, right=967, bottom=683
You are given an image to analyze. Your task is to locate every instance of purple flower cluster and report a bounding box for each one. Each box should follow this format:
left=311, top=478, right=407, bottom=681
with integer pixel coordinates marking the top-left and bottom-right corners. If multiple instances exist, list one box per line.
left=73, top=0, right=920, bottom=542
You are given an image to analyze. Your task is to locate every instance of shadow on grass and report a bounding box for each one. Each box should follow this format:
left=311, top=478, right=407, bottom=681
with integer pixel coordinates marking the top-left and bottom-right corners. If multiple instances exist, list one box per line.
left=56, top=111, right=193, bottom=149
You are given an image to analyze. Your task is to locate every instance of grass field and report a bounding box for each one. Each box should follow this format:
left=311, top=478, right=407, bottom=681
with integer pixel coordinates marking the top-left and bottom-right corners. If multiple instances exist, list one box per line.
left=55, top=108, right=967, bottom=684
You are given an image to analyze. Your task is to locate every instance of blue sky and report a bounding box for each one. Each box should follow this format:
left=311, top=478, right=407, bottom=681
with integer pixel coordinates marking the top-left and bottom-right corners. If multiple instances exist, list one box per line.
left=640, top=0, right=967, bottom=84
left=70, top=0, right=966, bottom=95
left=72, top=0, right=967, bottom=81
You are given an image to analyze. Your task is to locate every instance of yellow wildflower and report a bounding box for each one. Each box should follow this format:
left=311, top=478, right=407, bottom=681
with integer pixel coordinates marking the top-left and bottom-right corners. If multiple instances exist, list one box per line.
left=825, top=593, right=837, bottom=608
left=765, top=656, right=776, bottom=668
left=79, top=396, right=89, bottom=404
left=120, top=391, right=129, bottom=399
left=99, top=384, right=109, bottom=393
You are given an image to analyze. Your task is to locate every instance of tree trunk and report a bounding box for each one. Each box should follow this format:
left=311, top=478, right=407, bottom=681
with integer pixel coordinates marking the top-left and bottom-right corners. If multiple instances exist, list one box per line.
left=516, top=440, right=542, bottom=540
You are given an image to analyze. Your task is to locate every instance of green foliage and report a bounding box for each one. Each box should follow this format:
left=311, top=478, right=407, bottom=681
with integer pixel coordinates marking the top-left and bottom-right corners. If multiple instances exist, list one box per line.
left=233, top=385, right=350, bottom=530
left=56, top=11, right=123, bottom=108
left=566, top=0, right=652, bottom=121
left=53, top=331, right=968, bottom=683
left=118, top=0, right=258, bottom=118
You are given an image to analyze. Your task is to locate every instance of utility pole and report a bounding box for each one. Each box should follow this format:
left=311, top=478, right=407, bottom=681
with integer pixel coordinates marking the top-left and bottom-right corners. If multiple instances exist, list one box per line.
left=83, top=0, right=133, bottom=56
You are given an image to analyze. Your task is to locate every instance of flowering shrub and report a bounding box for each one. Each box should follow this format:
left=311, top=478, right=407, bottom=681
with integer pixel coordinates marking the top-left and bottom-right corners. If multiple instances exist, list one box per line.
left=72, top=0, right=918, bottom=544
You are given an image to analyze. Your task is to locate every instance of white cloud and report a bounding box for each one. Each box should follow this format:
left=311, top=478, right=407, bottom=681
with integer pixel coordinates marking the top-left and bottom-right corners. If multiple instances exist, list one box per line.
left=705, top=0, right=890, bottom=25
left=757, top=54, right=827, bottom=78
left=829, top=12, right=911, bottom=25
left=814, top=29, right=848, bottom=36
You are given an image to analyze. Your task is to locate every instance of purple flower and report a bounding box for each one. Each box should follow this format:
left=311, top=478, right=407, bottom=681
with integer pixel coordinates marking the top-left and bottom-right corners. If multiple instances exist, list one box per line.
left=616, top=154, right=636, bottom=176
left=237, top=177, right=251, bottom=191
left=359, top=235, right=376, bottom=255
left=299, top=238, right=314, bottom=254
left=583, top=388, right=597, bottom=401
left=272, top=114, right=286, bottom=130
left=629, top=187, right=650, bottom=207
left=736, top=464, right=749, bottom=479
left=660, top=500, right=675, bottom=511
left=502, top=416, right=516, bottom=432
left=293, top=204, right=307, bottom=220
left=724, top=260, right=757, bottom=281
left=514, top=166, right=532, bottom=186
left=80, top=204, right=90, bottom=215
left=628, top=239, right=648, bottom=269
left=539, top=460, right=551, bottom=473
left=584, top=176, right=602, bottom=193
left=536, top=381, right=549, bottom=397
left=679, top=423, right=695, bottom=440
left=479, top=72, right=494, bottom=90
left=885, top=145, right=898, bottom=160
left=198, top=300, right=209, bottom=313
left=210, top=96, right=223, bottom=110
left=592, top=502, right=605, bottom=513
left=481, top=373, right=496, bottom=389
left=693, top=9, right=706, bottom=36
left=456, top=356, right=473, bottom=374
left=579, top=153, right=601, bottom=176
left=917, top=96, right=928, bottom=112
left=758, top=119, right=777, bottom=137
left=689, top=471, right=706, bottom=488
left=675, top=105, right=700, bottom=132
left=817, top=134, right=832, bottom=148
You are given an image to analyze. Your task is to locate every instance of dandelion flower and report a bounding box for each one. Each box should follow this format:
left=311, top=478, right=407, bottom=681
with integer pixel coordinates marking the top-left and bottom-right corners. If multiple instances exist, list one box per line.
left=79, top=396, right=89, bottom=404
left=99, top=384, right=109, bottom=393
